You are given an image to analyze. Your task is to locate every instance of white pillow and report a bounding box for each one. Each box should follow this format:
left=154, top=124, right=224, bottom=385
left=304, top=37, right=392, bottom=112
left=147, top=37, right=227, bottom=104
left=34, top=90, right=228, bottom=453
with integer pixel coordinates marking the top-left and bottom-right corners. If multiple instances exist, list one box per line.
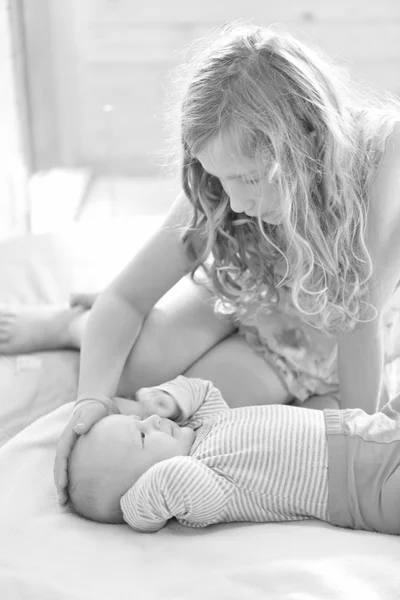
left=0, top=223, right=158, bottom=446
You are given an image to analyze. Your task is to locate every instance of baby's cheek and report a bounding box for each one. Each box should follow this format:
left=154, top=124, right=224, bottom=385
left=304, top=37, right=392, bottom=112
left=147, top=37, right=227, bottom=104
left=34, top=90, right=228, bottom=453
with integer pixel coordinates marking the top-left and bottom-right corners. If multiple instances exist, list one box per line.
left=181, top=426, right=196, bottom=447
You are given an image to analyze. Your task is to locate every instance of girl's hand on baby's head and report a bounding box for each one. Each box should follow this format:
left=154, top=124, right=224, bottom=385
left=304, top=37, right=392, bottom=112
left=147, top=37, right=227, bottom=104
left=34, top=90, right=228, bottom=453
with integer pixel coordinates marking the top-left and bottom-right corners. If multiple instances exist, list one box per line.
left=54, top=402, right=109, bottom=505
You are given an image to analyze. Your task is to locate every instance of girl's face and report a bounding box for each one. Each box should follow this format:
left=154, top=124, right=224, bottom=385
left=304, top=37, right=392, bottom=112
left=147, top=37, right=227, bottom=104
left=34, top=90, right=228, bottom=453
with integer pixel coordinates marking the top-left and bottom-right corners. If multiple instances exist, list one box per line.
left=195, top=134, right=285, bottom=224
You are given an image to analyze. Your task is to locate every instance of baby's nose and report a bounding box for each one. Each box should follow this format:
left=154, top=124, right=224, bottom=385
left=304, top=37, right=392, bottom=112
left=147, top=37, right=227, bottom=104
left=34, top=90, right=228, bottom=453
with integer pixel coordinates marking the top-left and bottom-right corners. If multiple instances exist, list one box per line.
left=146, top=414, right=162, bottom=430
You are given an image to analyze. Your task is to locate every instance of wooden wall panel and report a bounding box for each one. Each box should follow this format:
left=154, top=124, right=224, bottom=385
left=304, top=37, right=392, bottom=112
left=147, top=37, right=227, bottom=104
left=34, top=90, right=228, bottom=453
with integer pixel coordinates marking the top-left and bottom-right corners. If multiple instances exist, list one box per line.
left=78, top=0, right=400, bottom=24
left=77, top=64, right=170, bottom=174
left=77, top=21, right=400, bottom=64
left=29, top=0, right=400, bottom=174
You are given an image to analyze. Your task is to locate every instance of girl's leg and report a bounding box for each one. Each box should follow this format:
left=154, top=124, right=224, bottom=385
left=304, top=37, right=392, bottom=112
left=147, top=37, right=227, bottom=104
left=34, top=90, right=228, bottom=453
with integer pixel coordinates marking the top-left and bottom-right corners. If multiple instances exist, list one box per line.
left=0, top=274, right=292, bottom=407
left=117, top=276, right=291, bottom=407
left=183, top=333, right=292, bottom=407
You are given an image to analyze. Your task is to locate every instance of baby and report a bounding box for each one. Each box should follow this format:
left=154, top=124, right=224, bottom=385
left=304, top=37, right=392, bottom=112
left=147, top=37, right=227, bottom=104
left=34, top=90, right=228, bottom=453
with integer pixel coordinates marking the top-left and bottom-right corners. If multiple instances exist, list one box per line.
left=67, top=380, right=196, bottom=524
left=67, top=376, right=400, bottom=535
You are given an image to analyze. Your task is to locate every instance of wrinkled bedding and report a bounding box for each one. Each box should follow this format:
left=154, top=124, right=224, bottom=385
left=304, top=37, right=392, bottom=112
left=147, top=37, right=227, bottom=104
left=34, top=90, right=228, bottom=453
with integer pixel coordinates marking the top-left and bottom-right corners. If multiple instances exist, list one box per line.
left=0, top=225, right=400, bottom=600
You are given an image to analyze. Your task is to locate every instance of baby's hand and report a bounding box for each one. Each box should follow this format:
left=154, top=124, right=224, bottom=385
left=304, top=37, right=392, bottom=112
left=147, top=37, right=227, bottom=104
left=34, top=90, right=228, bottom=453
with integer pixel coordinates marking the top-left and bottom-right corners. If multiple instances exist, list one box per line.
left=134, top=386, right=180, bottom=420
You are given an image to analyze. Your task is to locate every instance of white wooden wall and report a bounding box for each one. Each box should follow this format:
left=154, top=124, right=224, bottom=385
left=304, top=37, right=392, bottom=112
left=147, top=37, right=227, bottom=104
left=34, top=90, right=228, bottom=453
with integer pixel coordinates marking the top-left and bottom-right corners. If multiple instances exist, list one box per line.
left=32, top=0, right=400, bottom=175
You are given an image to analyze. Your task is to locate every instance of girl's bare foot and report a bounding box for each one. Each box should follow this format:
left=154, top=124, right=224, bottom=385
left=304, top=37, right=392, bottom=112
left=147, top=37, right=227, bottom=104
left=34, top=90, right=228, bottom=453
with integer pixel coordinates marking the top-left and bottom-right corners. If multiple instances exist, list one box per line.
left=0, top=304, right=89, bottom=354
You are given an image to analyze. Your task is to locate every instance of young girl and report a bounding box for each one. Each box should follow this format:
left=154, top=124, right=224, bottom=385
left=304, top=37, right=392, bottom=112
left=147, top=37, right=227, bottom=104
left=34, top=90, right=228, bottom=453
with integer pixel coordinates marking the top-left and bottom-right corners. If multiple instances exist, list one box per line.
left=2, top=24, right=400, bottom=502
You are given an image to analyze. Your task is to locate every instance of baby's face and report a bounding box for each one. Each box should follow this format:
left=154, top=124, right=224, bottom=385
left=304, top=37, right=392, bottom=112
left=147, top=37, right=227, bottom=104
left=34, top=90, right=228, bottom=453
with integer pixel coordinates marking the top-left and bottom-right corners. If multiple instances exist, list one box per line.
left=79, top=413, right=195, bottom=496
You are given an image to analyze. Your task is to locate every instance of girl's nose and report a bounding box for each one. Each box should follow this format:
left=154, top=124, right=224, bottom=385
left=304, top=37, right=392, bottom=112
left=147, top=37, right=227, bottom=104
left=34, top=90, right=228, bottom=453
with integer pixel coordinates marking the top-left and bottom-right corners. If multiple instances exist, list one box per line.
left=226, top=184, right=254, bottom=214
left=229, top=194, right=245, bottom=213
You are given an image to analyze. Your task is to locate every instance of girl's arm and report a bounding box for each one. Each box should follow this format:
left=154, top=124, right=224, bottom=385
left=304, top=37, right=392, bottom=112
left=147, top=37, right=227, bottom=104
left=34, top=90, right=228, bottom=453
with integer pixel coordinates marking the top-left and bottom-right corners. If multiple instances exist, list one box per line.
left=55, top=194, right=195, bottom=504
left=337, top=317, right=384, bottom=412
left=337, top=123, right=400, bottom=413
left=77, top=192, right=194, bottom=401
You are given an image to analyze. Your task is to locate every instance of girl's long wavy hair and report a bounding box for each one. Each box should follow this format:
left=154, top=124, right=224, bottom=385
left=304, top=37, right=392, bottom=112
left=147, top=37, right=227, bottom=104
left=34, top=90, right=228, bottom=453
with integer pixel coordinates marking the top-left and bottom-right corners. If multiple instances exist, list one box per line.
left=177, top=23, right=400, bottom=334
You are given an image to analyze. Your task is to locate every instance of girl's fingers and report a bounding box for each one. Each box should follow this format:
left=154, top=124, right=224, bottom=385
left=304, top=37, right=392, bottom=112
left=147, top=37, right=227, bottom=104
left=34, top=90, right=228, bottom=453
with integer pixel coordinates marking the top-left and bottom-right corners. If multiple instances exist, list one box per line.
left=76, top=403, right=109, bottom=425
left=57, top=484, right=69, bottom=505
left=53, top=421, right=79, bottom=491
left=58, top=458, right=68, bottom=490
left=74, top=423, right=86, bottom=433
left=54, top=404, right=109, bottom=500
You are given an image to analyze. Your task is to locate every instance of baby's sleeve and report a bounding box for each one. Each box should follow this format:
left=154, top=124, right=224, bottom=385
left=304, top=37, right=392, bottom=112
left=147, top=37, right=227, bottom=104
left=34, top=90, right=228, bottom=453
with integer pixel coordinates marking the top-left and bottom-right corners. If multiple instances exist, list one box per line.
left=121, top=456, right=231, bottom=533
left=181, top=378, right=230, bottom=429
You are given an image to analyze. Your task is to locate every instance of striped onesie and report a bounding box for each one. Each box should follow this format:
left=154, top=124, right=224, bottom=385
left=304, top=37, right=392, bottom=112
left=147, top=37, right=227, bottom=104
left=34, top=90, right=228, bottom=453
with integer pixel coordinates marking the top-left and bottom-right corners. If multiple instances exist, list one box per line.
left=121, top=377, right=329, bottom=532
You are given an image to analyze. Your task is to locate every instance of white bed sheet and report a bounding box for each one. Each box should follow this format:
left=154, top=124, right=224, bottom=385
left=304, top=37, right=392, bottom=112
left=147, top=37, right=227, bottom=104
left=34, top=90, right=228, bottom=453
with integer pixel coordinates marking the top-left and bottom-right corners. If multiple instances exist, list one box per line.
left=0, top=225, right=400, bottom=599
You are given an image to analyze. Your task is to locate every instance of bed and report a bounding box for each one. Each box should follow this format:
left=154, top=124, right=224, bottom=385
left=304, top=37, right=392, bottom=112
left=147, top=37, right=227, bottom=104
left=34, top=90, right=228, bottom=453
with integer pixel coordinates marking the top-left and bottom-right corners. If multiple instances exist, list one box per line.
left=0, top=222, right=400, bottom=600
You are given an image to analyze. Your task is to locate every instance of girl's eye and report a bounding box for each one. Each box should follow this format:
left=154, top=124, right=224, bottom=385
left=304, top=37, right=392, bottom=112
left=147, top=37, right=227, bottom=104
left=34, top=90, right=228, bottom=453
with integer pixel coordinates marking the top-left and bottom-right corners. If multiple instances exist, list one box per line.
left=243, top=178, right=259, bottom=185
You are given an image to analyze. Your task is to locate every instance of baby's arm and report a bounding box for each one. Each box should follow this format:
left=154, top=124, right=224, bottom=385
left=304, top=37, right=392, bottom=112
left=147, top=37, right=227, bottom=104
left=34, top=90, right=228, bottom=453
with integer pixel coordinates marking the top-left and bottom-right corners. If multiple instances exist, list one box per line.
left=115, top=392, right=178, bottom=420
left=155, top=375, right=229, bottom=426
left=117, top=376, right=229, bottom=425
left=121, top=456, right=231, bottom=532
